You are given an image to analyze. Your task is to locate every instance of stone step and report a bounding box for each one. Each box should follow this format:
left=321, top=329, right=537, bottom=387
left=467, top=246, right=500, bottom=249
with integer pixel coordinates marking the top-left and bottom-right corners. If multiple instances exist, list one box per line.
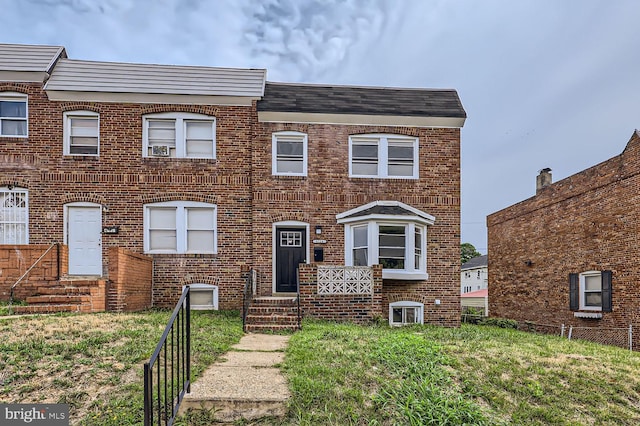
left=245, top=314, right=299, bottom=326
left=244, top=323, right=299, bottom=333
left=12, top=304, right=80, bottom=314
left=26, top=295, right=92, bottom=304
left=247, top=306, right=298, bottom=315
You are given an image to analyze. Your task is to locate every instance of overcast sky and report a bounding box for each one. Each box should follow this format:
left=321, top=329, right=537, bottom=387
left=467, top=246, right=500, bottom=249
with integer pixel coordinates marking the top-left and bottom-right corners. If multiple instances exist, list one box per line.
left=2, top=0, right=639, bottom=253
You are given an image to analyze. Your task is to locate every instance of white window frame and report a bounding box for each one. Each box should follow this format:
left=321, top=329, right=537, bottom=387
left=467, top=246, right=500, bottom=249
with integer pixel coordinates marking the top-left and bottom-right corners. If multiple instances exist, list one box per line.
left=143, top=201, right=217, bottom=254
left=579, top=271, right=603, bottom=311
left=344, top=220, right=428, bottom=280
left=0, top=92, right=28, bottom=138
left=142, top=112, right=216, bottom=159
left=63, top=110, right=100, bottom=156
left=272, top=131, right=308, bottom=176
left=185, top=284, right=219, bottom=310
left=389, top=301, right=424, bottom=326
left=349, top=134, right=418, bottom=179
left=0, top=186, right=28, bottom=244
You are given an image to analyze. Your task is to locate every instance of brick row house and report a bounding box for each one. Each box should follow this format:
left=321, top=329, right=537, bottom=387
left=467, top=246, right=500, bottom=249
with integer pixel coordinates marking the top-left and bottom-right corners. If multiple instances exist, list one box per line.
left=487, top=131, right=640, bottom=348
left=0, top=43, right=466, bottom=329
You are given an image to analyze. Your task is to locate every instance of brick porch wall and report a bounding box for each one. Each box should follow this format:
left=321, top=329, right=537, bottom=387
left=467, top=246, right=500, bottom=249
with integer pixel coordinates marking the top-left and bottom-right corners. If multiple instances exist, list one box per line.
left=0, top=244, right=66, bottom=300
left=107, top=247, right=153, bottom=312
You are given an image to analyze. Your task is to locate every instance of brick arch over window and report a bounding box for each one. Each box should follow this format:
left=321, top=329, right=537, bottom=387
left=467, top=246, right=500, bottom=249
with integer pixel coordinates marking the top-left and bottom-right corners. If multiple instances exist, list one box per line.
left=61, top=103, right=101, bottom=113
left=348, top=126, right=420, bottom=138
left=179, top=275, right=220, bottom=287
left=270, top=212, right=309, bottom=223
left=141, top=193, right=217, bottom=204
left=386, top=292, right=428, bottom=305
left=0, top=84, right=30, bottom=93
left=61, top=193, right=107, bottom=206
left=0, top=180, right=29, bottom=189
left=140, top=104, right=220, bottom=116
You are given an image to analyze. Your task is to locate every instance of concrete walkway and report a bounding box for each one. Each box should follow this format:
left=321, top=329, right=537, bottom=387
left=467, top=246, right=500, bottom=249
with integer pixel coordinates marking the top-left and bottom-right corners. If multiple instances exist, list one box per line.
left=179, top=333, right=291, bottom=423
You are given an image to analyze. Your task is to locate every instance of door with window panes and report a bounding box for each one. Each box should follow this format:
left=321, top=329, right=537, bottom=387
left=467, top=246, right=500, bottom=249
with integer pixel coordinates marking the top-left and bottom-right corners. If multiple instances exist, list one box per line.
left=275, top=227, right=306, bottom=293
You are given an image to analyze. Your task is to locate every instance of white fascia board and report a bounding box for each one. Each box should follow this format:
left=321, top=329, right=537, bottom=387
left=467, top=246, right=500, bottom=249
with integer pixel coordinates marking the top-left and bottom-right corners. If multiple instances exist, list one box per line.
left=258, top=111, right=465, bottom=128
left=336, top=200, right=435, bottom=224
left=0, top=71, right=48, bottom=82
left=44, top=90, right=258, bottom=106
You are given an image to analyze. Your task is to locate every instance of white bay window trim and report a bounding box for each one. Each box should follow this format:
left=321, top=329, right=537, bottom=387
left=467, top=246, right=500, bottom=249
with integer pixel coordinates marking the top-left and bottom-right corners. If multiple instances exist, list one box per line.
left=63, top=110, right=100, bottom=156
left=338, top=201, right=434, bottom=280
left=272, top=131, right=308, bottom=176
left=349, top=134, right=418, bottom=179
left=144, top=201, right=217, bottom=254
left=143, top=112, right=216, bottom=159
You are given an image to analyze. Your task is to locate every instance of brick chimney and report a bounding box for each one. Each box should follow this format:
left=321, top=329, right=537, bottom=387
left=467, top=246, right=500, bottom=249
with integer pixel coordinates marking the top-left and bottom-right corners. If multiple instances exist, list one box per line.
left=536, top=168, right=552, bottom=194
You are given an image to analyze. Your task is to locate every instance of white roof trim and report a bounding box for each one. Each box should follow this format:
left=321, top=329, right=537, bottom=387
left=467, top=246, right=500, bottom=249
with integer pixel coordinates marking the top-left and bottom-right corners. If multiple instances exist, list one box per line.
left=45, top=90, right=258, bottom=106
left=336, top=200, right=435, bottom=225
left=258, top=111, right=465, bottom=128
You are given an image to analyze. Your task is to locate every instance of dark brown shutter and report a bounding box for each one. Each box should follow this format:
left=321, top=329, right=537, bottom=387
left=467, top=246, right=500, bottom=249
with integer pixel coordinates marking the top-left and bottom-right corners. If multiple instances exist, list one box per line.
left=569, top=273, right=579, bottom=311
left=601, top=270, right=612, bottom=312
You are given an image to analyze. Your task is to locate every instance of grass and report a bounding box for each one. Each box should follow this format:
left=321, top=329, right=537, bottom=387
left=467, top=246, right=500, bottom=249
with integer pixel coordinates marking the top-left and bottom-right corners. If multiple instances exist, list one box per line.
left=0, top=310, right=243, bottom=425
left=2, top=312, right=640, bottom=425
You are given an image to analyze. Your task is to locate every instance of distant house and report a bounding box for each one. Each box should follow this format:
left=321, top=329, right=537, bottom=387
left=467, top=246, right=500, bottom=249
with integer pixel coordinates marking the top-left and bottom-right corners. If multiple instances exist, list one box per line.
left=487, top=131, right=640, bottom=348
left=461, top=254, right=488, bottom=294
left=461, top=255, right=488, bottom=315
left=0, top=43, right=467, bottom=329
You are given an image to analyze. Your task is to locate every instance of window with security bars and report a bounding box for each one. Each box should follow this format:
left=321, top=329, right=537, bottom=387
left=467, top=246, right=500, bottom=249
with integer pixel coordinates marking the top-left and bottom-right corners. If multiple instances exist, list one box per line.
left=349, top=134, right=418, bottom=178
left=272, top=131, right=307, bottom=175
left=0, top=93, right=27, bottom=137
left=64, top=111, right=99, bottom=155
left=145, top=202, right=217, bottom=254
left=0, top=187, right=28, bottom=244
left=143, top=113, right=215, bottom=159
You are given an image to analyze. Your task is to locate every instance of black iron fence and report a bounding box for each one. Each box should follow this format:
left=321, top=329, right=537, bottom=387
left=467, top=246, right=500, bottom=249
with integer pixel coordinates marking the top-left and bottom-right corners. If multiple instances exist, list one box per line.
left=144, top=286, right=191, bottom=426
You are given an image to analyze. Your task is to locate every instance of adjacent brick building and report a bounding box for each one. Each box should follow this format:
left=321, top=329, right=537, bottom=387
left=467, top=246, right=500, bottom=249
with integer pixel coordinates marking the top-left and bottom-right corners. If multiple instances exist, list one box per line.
left=0, top=43, right=466, bottom=326
left=487, top=130, right=640, bottom=347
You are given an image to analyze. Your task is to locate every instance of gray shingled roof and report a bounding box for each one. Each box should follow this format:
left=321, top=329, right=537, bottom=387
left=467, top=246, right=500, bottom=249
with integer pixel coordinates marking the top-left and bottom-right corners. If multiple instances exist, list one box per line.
left=0, top=43, right=66, bottom=73
left=461, top=254, right=488, bottom=270
left=345, top=205, right=415, bottom=218
left=258, top=82, right=466, bottom=118
left=45, top=59, right=266, bottom=97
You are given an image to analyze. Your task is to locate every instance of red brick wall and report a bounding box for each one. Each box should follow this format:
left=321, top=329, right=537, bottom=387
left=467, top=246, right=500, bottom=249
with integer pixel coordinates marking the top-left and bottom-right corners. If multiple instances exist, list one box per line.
left=0, top=244, right=65, bottom=300
left=0, top=82, right=253, bottom=309
left=298, top=263, right=383, bottom=323
left=107, top=247, right=152, bottom=312
left=488, top=131, right=640, bottom=347
left=253, top=123, right=462, bottom=327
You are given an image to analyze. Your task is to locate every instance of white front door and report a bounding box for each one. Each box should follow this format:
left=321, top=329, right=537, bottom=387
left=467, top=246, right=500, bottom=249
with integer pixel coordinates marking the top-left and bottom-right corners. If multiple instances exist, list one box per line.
left=68, top=206, right=102, bottom=275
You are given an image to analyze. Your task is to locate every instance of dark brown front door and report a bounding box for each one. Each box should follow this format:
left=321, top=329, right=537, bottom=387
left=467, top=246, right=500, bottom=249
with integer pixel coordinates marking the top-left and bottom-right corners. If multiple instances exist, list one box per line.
left=275, top=227, right=306, bottom=293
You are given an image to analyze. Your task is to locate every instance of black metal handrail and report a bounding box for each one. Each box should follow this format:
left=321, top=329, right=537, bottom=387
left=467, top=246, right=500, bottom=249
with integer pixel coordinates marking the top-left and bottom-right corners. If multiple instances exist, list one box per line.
left=296, top=268, right=302, bottom=330
left=144, top=286, right=191, bottom=426
left=242, top=269, right=256, bottom=332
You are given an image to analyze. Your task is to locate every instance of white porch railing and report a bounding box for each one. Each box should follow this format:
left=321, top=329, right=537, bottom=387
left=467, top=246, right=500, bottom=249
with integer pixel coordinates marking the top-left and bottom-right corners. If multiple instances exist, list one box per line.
left=317, top=266, right=373, bottom=295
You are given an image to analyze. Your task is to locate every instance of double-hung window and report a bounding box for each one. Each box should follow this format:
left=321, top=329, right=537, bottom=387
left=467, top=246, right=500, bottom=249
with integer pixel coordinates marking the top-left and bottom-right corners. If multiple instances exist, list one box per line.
left=0, top=187, right=28, bottom=244
left=144, top=201, right=217, bottom=254
left=349, top=134, right=418, bottom=178
left=0, top=93, right=28, bottom=137
left=143, top=112, right=215, bottom=159
left=64, top=111, right=99, bottom=156
left=272, top=131, right=307, bottom=176
left=569, top=270, right=613, bottom=313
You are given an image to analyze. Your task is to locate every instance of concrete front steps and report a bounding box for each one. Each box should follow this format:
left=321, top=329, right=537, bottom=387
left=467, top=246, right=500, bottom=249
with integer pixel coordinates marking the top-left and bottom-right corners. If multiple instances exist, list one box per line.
left=179, top=334, right=291, bottom=423
left=244, top=297, right=300, bottom=333
left=12, top=278, right=106, bottom=314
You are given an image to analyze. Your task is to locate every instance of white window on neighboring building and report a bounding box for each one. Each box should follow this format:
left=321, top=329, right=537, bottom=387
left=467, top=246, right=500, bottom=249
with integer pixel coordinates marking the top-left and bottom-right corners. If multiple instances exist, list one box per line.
left=569, top=270, right=612, bottom=313
left=0, top=187, right=28, bottom=244
left=349, top=134, right=418, bottom=179
left=144, top=201, right=217, bottom=254
left=389, top=301, right=424, bottom=326
left=0, top=92, right=28, bottom=137
left=143, top=112, right=215, bottom=159
left=272, top=131, right=307, bottom=176
left=64, top=111, right=99, bottom=156
left=580, top=271, right=603, bottom=310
